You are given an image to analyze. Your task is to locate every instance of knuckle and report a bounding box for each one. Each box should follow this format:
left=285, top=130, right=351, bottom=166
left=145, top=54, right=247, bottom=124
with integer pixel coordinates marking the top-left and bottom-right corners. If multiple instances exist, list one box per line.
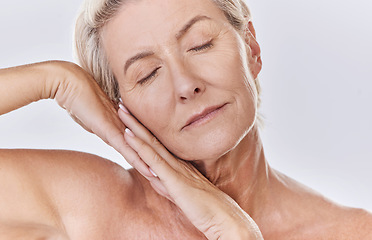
left=149, top=136, right=165, bottom=151
left=151, top=151, right=164, bottom=165
left=149, top=136, right=159, bottom=146
left=138, top=139, right=148, bottom=150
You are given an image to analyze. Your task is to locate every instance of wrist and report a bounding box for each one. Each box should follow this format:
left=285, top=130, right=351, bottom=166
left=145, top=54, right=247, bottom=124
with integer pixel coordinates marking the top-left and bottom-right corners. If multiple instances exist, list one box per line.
left=222, top=215, right=263, bottom=240
left=0, top=61, right=67, bottom=115
left=233, top=224, right=263, bottom=240
left=40, top=60, right=73, bottom=100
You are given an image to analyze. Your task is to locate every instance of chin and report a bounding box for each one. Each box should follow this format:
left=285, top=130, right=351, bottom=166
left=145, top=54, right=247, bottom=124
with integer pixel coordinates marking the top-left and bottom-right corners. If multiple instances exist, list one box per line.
left=171, top=117, right=255, bottom=161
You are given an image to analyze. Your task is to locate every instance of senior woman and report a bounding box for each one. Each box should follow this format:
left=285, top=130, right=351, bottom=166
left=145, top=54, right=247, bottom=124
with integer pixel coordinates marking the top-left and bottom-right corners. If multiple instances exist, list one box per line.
left=0, top=0, right=371, bottom=239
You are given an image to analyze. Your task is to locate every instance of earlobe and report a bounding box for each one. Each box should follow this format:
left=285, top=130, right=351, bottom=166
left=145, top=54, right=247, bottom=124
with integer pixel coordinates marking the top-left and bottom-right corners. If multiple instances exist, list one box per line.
left=244, top=21, right=262, bottom=79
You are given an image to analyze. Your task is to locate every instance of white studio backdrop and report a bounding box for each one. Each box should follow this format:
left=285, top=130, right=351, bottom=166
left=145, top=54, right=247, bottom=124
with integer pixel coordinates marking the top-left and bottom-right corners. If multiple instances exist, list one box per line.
left=0, top=0, right=371, bottom=211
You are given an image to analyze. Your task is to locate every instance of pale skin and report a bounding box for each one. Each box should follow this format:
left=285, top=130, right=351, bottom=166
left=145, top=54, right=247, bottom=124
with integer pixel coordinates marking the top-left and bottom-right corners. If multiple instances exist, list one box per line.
left=0, top=0, right=371, bottom=239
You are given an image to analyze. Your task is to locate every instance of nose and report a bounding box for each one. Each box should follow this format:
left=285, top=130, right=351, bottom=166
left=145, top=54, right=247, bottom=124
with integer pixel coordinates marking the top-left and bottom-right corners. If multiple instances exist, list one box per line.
left=179, top=86, right=203, bottom=102
left=170, top=62, right=205, bottom=103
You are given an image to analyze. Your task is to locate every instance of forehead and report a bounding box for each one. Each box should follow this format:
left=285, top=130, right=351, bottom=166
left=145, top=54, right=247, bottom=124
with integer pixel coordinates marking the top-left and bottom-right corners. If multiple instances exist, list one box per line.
left=105, top=0, right=226, bottom=34
left=101, top=0, right=228, bottom=63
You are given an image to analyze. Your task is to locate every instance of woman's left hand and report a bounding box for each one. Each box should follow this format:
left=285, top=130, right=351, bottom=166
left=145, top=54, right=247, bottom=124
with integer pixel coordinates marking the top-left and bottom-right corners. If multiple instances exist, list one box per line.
left=118, top=104, right=263, bottom=240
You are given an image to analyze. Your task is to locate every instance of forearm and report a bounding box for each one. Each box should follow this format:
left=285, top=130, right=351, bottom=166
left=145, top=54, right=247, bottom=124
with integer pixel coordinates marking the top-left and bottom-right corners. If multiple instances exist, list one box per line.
left=0, top=61, right=63, bottom=115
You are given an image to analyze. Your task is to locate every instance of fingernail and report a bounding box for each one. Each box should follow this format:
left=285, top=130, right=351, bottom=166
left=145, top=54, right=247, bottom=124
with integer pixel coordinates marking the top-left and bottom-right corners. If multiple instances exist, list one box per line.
left=119, top=103, right=129, bottom=114
left=149, top=168, right=158, bottom=177
left=125, top=128, right=135, bottom=137
left=119, top=98, right=123, bottom=103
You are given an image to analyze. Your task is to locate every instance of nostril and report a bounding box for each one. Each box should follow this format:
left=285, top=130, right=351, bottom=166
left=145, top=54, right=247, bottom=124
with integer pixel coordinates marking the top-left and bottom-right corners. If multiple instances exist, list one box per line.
left=179, top=87, right=202, bottom=101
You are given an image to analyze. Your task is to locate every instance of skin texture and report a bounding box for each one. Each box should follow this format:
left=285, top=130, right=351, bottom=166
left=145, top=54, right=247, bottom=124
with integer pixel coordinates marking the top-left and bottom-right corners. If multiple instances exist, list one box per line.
left=102, top=0, right=259, bottom=162
left=0, top=0, right=371, bottom=239
left=0, top=149, right=371, bottom=239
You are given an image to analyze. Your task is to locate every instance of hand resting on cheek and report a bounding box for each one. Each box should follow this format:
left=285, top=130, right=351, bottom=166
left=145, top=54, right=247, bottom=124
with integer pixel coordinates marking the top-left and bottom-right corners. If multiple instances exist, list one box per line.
left=118, top=104, right=263, bottom=240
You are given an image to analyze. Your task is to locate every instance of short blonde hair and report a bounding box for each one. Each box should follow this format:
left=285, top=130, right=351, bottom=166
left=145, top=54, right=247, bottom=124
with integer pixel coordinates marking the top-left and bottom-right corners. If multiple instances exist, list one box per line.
left=74, top=0, right=261, bottom=108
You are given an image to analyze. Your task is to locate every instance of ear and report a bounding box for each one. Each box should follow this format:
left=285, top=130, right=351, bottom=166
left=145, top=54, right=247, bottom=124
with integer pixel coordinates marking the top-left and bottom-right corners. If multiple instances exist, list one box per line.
left=244, top=21, right=262, bottom=79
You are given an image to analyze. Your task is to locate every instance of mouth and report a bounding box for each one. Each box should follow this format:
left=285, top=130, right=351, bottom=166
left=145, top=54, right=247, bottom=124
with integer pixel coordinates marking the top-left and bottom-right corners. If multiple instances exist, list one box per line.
left=181, top=103, right=228, bottom=131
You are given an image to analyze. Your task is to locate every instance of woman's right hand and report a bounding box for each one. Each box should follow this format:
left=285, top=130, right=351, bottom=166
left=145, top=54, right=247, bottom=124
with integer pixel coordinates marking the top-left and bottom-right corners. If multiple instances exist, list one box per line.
left=48, top=61, right=155, bottom=178
left=0, top=61, right=154, bottom=178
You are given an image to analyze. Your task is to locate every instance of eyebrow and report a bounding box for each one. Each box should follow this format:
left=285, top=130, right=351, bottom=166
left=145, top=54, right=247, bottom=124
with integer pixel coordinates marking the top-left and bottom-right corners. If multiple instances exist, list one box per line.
left=124, top=51, right=154, bottom=74
left=124, top=15, right=212, bottom=75
left=175, top=15, right=211, bottom=40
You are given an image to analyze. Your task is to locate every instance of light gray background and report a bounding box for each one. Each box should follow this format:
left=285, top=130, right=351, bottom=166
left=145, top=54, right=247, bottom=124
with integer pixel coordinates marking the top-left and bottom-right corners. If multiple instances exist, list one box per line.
left=0, top=0, right=371, bottom=211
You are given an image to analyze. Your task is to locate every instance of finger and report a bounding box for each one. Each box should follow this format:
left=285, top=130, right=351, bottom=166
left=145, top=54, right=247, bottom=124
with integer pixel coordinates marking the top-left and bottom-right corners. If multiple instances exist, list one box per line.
left=113, top=138, right=154, bottom=178
left=149, top=178, right=174, bottom=203
left=124, top=128, right=179, bottom=184
left=118, top=106, right=163, bottom=151
left=95, top=117, right=153, bottom=177
left=121, top=144, right=155, bottom=179
left=74, top=100, right=154, bottom=178
left=118, top=106, right=178, bottom=168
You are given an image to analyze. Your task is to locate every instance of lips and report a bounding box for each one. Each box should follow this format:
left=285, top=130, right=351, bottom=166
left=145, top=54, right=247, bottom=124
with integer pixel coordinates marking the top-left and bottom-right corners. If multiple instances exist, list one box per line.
left=182, top=103, right=227, bottom=130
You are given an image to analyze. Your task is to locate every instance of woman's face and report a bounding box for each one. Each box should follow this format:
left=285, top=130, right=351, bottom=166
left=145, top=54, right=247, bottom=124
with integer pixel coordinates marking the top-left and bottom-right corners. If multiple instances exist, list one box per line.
left=102, top=0, right=258, bottom=161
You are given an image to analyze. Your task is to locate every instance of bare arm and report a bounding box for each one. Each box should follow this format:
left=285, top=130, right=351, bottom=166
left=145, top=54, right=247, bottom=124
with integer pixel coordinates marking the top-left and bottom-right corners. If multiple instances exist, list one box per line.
left=0, top=61, right=155, bottom=238
left=0, top=61, right=63, bottom=115
left=0, top=61, right=153, bottom=177
left=0, top=62, right=263, bottom=239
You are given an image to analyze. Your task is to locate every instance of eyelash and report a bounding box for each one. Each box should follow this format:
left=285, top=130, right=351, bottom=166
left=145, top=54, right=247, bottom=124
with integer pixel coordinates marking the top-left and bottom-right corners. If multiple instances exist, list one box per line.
left=137, top=41, right=213, bottom=85
left=139, top=66, right=161, bottom=85
left=189, top=41, right=213, bottom=52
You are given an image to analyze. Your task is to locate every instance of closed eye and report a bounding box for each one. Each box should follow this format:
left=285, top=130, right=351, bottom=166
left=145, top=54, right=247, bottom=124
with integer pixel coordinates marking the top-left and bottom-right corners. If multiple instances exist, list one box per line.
left=188, top=41, right=213, bottom=52
left=138, top=67, right=161, bottom=85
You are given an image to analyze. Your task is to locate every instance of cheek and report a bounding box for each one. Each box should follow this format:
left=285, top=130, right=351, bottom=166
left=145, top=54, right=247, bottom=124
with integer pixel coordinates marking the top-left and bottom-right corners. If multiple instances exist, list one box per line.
left=190, top=38, right=249, bottom=90
left=211, top=36, right=258, bottom=107
left=123, top=86, right=172, bottom=136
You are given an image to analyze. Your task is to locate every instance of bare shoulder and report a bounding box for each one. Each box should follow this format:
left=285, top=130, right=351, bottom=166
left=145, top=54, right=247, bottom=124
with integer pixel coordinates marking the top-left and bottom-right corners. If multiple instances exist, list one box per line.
left=269, top=170, right=372, bottom=240
left=0, top=149, right=142, bottom=238
left=335, top=207, right=372, bottom=239
left=0, top=149, right=135, bottom=194
left=311, top=206, right=372, bottom=239
left=300, top=191, right=372, bottom=239
left=0, top=148, right=133, bottom=182
left=0, top=148, right=141, bottom=205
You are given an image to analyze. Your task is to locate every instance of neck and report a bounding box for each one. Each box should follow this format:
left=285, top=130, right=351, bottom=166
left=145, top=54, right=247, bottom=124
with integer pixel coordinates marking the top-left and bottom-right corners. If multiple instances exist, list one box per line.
left=191, top=124, right=272, bottom=217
